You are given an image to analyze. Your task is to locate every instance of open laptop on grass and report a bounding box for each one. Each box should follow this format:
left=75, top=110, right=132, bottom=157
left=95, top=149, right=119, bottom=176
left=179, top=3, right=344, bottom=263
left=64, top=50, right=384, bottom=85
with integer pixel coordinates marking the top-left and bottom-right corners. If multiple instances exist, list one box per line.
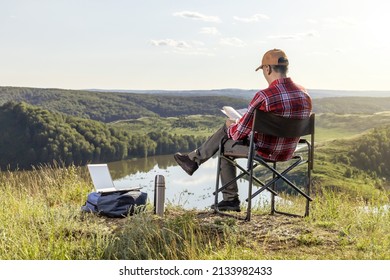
left=87, top=164, right=142, bottom=193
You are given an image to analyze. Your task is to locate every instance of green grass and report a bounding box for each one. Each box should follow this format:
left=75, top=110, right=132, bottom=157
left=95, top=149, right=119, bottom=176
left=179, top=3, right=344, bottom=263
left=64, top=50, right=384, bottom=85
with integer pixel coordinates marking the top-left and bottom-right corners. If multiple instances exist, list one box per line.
left=1, top=158, right=389, bottom=259
left=113, top=115, right=225, bottom=137
left=314, top=113, right=390, bottom=142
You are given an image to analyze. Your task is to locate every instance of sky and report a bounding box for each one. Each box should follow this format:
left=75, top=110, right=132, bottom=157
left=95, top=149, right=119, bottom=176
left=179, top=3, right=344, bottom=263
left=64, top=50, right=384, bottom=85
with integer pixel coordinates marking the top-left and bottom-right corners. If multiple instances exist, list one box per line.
left=1, top=0, right=390, bottom=91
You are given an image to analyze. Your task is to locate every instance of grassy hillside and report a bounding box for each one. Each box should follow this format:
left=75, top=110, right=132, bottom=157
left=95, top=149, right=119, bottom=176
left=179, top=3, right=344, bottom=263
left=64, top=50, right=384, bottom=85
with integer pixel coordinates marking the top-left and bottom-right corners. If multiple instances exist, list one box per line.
left=315, top=112, right=390, bottom=142
left=313, top=97, right=390, bottom=114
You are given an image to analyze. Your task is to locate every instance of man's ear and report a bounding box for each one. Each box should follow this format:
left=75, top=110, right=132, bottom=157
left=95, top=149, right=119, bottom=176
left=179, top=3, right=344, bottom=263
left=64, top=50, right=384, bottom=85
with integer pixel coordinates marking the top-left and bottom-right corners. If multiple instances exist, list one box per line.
left=267, top=66, right=272, bottom=75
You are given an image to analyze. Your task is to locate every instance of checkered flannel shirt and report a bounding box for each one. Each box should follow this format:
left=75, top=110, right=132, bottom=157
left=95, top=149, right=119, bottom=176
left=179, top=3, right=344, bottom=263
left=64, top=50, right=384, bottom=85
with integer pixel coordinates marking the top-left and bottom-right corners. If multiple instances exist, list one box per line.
left=227, top=78, right=312, bottom=161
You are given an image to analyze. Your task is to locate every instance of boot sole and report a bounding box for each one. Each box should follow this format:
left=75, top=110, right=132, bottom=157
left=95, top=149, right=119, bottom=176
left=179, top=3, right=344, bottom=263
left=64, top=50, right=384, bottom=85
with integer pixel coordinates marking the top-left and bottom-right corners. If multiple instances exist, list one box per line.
left=211, top=205, right=241, bottom=212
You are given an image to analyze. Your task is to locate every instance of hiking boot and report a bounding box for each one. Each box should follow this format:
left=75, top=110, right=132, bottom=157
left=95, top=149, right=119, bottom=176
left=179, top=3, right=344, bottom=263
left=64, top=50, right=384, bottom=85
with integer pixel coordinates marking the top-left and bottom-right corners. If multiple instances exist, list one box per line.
left=174, top=152, right=199, bottom=176
left=211, top=198, right=241, bottom=212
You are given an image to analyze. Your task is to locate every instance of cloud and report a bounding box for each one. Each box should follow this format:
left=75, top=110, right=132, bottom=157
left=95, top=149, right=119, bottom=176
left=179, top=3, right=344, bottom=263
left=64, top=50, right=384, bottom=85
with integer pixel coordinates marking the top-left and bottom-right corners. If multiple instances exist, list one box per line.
left=150, top=39, right=214, bottom=56
left=305, top=30, right=320, bottom=37
left=219, top=37, right=246, bottom=47
left=268, top=30, right=320, bottom=40
left=233, top=13, right=270, bottom=22
left=173, top=11, right=221, bottom=23
left=150, top=39, right=191, bottom=49
left=199, top=27, right=220, bottom=35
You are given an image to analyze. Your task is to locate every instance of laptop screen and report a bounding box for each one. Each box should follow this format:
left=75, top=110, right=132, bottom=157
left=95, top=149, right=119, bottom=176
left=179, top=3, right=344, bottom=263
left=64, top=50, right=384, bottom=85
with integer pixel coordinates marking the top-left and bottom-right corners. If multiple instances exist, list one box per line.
left=87, top=164, right=116, bottom=192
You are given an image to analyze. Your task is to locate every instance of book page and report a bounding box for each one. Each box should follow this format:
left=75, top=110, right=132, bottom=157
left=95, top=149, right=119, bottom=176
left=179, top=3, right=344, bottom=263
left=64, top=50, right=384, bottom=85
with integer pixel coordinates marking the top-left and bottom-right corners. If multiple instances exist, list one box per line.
left=221, top=106, right=245, bottom=120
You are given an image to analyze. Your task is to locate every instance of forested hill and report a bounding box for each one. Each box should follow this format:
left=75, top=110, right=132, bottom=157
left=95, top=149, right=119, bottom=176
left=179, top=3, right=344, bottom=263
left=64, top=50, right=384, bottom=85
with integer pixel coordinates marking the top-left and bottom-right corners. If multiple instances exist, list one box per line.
left=0, top=102, right=205, bottom=170
left=2, top=87, right=390, bottom=123
left=0, top=86, right=248, bottom=122
left=347, top=125, right=390, bottom=179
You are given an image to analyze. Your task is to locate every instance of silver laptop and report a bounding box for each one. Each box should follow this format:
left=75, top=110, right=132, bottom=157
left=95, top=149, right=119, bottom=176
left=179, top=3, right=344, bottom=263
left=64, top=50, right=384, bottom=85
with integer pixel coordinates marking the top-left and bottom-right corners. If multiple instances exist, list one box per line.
left=87, top=164, right=141, bottom=193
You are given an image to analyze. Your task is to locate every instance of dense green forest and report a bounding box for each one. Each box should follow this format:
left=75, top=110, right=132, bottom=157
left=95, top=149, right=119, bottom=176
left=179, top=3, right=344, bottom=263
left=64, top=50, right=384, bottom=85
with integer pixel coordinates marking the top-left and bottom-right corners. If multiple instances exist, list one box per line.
left=0, top=102, right=206, bottom=170
left=347, top=126, right=390, bottom=179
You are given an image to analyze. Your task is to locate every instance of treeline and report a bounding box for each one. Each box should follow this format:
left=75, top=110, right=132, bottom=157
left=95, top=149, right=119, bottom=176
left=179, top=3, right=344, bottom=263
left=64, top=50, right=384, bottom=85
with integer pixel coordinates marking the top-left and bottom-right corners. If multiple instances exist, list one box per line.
left=0, top=102, right=206, bottom=170
left=0, top=86, right=248, bottom=122
left=346, top=125, right=390, bottom=179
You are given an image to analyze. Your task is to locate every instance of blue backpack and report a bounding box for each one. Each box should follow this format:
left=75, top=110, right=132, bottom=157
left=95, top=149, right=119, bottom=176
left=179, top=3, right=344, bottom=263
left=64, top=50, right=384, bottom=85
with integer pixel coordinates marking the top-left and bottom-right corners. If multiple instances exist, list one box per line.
left=81, top=190, right=147, bottom=218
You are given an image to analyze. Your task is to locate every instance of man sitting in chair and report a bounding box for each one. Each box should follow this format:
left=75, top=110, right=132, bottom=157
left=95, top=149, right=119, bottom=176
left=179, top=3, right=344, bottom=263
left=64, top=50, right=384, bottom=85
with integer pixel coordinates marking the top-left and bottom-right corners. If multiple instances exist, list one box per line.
left=174, top=49, right=312, bottom=212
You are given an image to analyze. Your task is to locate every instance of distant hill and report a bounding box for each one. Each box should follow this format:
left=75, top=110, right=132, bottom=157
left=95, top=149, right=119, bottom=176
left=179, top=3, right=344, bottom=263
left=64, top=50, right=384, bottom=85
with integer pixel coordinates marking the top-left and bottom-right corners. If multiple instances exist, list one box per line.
left=90, top=88, right=390, bottom=99
left=0, top=86, right=248, bottom=122
left=313, top=97, right=390, bottom=114
left=1, top=86, right=390, bottom=123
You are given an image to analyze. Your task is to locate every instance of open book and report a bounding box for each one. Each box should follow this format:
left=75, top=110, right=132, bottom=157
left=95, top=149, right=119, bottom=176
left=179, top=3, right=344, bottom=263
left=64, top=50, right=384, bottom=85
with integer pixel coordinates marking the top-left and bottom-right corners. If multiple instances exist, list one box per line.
left=221, top=106, right=247, bottom=121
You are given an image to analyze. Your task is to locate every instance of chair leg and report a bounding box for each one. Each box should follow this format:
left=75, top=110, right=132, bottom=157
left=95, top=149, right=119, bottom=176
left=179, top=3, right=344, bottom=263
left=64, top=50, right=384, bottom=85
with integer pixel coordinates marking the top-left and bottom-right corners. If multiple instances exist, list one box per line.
left=304, top=160, right=312, bottom=217
left=270, top=162, right=276, bottom=215
left=214, top=147, right=223, bottom=214
left=271, top=157, right=313, bottom=218
left=213, top=154, right=248, bottom=221
left=246, top=159, right=255, bottom=222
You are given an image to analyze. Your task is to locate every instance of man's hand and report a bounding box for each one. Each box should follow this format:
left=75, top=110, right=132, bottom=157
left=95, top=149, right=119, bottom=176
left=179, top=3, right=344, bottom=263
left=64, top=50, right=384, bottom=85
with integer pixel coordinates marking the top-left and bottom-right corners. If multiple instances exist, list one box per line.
left=225, top=119, right=237, bottom=127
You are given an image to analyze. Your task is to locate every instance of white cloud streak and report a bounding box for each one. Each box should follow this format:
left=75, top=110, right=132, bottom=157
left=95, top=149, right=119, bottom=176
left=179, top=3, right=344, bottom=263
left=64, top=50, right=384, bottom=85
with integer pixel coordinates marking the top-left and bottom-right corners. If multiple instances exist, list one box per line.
left=233, top=13, right=270, bottom=22
left=173, top=11, right=221, bottom=23
left=199, top=27, right=220, bottom=35
left=150, top=39, right=191, bottom=49
left=219, top=37, right=246, bottom=47
left=150, top=39, right=214, bottom=56
left=268, top=30, right=320, bottom=40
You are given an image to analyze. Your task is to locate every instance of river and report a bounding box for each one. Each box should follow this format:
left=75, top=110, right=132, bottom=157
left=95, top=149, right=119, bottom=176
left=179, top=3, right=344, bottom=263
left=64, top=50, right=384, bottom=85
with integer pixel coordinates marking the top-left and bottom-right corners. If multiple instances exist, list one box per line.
left=106, top=154, right=271, bottom=210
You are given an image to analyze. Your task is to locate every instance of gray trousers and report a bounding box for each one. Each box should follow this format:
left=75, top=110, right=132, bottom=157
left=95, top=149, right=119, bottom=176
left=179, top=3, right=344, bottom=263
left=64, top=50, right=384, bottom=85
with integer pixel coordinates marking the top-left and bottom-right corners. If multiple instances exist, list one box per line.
left=188, top=124, right=248, bottom=201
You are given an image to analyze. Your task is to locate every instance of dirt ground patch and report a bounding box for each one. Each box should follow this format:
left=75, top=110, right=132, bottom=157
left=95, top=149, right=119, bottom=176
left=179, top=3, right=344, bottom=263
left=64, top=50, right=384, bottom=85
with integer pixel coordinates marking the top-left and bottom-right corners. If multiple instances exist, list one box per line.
left=195, top=211, right=341, bottom=254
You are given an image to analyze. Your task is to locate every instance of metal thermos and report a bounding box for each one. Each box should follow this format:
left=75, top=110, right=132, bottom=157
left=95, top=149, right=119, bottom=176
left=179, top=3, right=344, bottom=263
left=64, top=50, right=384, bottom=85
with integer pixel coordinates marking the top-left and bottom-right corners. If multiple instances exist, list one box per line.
left=154, top=175, right=165, bottom=216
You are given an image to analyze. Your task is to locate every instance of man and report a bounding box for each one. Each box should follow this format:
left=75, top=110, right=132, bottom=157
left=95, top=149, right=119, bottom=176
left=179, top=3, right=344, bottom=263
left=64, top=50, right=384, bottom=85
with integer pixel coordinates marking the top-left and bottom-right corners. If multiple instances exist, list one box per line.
left=174, top=49, right=312, bottom=212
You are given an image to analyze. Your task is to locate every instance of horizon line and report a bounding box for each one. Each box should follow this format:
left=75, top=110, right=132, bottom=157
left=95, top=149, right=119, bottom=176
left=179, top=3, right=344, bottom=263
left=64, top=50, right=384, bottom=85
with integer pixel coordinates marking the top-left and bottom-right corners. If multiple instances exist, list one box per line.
left=1, top=85, right=390, bottom=93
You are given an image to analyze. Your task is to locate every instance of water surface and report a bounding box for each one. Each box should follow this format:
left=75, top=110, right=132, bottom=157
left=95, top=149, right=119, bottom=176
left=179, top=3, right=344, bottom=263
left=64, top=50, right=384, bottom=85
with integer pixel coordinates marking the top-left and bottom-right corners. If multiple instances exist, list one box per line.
left=107, top=154, right=271, bottom=210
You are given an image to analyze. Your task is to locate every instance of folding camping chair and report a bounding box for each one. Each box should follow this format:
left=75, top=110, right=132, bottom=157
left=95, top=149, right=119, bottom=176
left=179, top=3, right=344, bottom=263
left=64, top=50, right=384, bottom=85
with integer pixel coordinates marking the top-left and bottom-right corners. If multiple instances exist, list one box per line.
left=213, top=109, right=315, bottom=221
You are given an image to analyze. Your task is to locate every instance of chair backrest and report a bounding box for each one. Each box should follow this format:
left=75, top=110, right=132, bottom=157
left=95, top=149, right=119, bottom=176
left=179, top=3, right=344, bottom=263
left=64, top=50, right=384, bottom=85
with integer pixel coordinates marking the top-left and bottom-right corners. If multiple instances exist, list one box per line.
left=253, top=110, right=315, bottom=138
left=249, top=109, right=315, bottom=169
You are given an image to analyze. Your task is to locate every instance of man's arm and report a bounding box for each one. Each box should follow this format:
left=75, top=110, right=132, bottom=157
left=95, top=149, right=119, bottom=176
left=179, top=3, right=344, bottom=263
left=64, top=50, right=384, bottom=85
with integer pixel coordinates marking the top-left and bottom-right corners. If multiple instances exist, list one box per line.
left=227, top=91, right=264, bottom=141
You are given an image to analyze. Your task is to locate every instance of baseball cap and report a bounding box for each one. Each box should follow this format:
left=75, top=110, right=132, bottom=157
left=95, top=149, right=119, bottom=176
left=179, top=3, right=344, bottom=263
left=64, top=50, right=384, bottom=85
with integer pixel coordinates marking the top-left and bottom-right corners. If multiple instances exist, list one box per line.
left=255, top=49, right=289, bottom=71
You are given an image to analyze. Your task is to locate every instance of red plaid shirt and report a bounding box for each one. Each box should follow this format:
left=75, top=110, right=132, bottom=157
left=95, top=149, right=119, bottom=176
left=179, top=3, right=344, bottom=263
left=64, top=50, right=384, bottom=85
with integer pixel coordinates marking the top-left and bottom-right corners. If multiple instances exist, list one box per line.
left=227, top=78, right=312, bottom=161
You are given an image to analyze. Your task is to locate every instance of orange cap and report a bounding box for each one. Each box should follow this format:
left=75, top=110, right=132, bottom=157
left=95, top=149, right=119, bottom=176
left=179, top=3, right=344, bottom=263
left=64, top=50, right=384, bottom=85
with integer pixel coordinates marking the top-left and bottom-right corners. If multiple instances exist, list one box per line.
left=255, top=49, right=289, bottom=71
